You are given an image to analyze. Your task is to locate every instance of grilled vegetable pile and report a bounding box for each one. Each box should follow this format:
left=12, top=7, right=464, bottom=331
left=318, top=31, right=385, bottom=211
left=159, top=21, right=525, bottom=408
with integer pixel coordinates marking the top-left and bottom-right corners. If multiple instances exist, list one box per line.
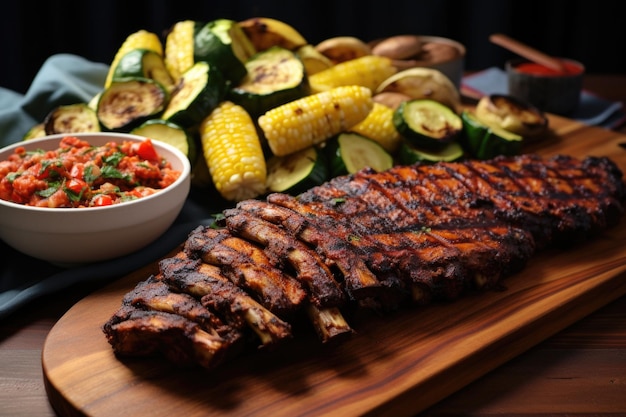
left=23, top=17, right=549, bottom=202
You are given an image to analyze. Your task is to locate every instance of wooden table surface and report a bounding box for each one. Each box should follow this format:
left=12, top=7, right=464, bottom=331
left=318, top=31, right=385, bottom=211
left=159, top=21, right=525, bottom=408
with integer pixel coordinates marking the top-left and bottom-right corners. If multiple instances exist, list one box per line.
left=2, top=74, right=626, bottom=417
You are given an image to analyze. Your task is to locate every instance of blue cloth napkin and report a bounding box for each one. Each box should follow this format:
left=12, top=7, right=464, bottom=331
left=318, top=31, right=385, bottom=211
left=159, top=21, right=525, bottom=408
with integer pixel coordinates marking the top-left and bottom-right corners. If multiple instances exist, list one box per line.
left=462, top=67, right=625, bottom=129
left=0, top=54, right=217, bottom=319
left=0, top=54, right=110, bottom=146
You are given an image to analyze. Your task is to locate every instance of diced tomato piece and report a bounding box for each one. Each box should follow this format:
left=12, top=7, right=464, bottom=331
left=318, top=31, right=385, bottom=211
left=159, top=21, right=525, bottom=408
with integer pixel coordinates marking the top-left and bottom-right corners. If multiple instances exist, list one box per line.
left=92, top=194, right=114, bottom=206
left=127, top=188, right=145, bottom=198
left=66, top=178, right=88, bottom=194
left=131, top=139, right=159, bottom=162
left=70, top=163, right=85, bottom=180
left=35, top=163, right=51, bottom=180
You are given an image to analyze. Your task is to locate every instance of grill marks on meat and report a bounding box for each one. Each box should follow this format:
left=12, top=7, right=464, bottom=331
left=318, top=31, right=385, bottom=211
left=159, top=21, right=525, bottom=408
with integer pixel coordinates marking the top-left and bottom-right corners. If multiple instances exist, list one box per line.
left=266, top=164, right=536, bottom=304
left=351, top=224, right=534, bottom=303
left=223, top=208, right=345, bottom=308
left=159, top=252, right=293, bottom=346
left=235, top=198, right=383, bottom=299
left=103, top=305, right=234, bottom=369
left=103, top=154, right=625, bottom=370
left=292, top=155, right=625, bottom=245
left=447, top=155, right=625, bottom=245
left=184, top=226, right=307, bottom=316
left=121, top=275, right=236, bottom=341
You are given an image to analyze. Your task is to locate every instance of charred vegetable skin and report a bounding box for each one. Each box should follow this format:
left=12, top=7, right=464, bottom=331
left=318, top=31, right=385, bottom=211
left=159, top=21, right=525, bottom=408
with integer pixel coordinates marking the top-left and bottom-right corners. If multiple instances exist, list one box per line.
left=43, top=103, right=101, bottom=135
left=162, top=61, right=227, bottom=128
left=393, top=99, right=463, bottom=149
left=258, top=85, right=373, bottom=157
left=97, top=78, right=169, bottom=131
left=461, top=110, right=523, bottom=160
left=104, top=153, right=625, bottom=370
left=192, top=19, right=256, bottom=85
left=228, top=46, right=309, bottom=117
left=475, top=94, right=548, bottom=138
left=112, top=48, right=175, bottom=93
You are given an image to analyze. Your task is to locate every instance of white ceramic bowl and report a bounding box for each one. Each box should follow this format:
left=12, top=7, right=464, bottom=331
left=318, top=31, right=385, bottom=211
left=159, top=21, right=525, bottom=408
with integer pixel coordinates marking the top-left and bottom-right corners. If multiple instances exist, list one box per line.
left=0, top=132, right=191, bottom=266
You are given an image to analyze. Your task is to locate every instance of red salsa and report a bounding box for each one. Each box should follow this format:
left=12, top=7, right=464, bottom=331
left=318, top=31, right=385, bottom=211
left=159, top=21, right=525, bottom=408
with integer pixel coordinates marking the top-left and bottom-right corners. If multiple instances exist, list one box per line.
left=514, top=61, right=583, bottom=76
left=0, top=136, right=181, bottom=208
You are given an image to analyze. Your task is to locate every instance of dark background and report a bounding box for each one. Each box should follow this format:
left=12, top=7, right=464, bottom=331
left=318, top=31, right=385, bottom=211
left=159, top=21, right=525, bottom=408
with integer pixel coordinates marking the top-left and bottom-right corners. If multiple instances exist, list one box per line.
left=2, top=0, right=625, bottom=94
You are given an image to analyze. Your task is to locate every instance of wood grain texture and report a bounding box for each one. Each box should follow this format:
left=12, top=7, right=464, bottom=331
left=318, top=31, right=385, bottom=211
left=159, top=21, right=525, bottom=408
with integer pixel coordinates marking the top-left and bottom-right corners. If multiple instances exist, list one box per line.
left=42, top=115, right=626, bottom=417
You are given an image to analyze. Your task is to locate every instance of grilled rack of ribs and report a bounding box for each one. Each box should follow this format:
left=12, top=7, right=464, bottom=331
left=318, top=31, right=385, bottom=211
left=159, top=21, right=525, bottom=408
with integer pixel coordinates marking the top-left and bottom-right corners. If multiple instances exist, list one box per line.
left=103, top=154, right=625, bottom=370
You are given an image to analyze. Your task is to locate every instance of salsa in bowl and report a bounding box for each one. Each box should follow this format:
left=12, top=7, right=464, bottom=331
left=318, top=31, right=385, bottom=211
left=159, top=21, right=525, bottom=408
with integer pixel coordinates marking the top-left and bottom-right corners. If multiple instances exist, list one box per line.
left=0, top=135, right=182, bottom=208
left=0, top=132, right=191, bottom=265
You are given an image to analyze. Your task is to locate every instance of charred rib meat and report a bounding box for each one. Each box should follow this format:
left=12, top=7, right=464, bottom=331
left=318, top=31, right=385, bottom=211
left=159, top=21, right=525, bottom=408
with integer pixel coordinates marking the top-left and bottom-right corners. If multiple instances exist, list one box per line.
left=184, top=226, right=308, bottom=316
left=103, top=154, right=625, bottom=370
left=103, top=305, right=234, bottom=369
left=223, top=207, right=346, bottom=308
left=159, top=251, right=293, bottom=347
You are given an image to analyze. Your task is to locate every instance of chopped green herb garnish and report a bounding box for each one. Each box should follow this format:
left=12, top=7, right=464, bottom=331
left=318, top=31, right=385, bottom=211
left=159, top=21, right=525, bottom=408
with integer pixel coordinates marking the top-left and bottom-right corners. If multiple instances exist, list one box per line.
left=104, top=152, right=125, bottom=167
left=39, top=160, right=63, bottom=178
left=6, top=172, right=20, bottom=182
left=83, top=165, right=99, bottom=184
left=210, top=213, right=226, bottom=229
left=101, top=165, right=131, bottom=181
left=36, top=182, right=61, bottom=198
left=64, top=187, right=84, bottom=203
left=119, top=194, right=138, bottom=202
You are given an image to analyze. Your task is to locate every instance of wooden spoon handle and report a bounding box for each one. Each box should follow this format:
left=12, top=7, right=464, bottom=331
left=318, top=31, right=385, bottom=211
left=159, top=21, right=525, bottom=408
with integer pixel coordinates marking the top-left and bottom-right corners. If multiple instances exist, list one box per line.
left=489, top=33, right=565, bottom=72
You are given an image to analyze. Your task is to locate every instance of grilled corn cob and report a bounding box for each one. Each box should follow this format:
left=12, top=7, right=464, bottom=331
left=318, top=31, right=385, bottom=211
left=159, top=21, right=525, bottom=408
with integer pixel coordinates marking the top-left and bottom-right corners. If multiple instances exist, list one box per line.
left=199, top=101, right=267, bottom=201
left=258, top=85, right=374, bottom=157
left=164, top=20, right=197, bottom=83
left=105, top=30, right=164, bottom=88
left=308, top=55, right=397, bottom=93
left=349, top=102, right=401, bottom=152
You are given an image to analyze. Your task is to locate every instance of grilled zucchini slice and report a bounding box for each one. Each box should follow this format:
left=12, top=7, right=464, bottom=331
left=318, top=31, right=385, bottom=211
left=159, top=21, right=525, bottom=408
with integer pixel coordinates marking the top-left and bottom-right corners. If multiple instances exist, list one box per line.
left=229, top=46, right=309, bottom=117
left=43, top=103, right=101, bottom=135
left=461, top=110, right=523, bottom=160
left=475, top=94, right=548, bottom=137
left=393, top=99, right=463, bottom=150
left=398, top=140, right=464, bottom=164
left=131, top=118, right=196, bottom=161
left=194, top=18, right=256, bottom=85
left=162, top=61, right=226, bottom=127
left=460, top=110, right=489, bottom=156
left=97, top=77, right=168, bottom=131
left=266, top=146, right=328, bottom=195
left=329, top=132, right=393, bottom=176
left=113, top=48, right=175, bottom=93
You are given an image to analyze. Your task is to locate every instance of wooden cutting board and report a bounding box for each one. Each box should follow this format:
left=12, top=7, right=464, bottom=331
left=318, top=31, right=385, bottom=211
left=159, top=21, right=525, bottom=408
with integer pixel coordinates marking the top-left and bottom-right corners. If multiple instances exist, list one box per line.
left=42, top=115, right=626, bottom=417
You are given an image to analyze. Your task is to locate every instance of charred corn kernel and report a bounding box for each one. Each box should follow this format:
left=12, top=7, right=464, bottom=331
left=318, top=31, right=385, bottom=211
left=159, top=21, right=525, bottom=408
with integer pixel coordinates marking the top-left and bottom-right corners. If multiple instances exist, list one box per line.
left=349, top=102, right=401, bottom=152
left=164, top=20, right=196, bottom=83
left=259, top=85, right=373, bottom=156
left=105, top=30, right=163, bottom=88
left=200, top=101, right=267, bottom=201
left=308, top=55, right=397, bottom=93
